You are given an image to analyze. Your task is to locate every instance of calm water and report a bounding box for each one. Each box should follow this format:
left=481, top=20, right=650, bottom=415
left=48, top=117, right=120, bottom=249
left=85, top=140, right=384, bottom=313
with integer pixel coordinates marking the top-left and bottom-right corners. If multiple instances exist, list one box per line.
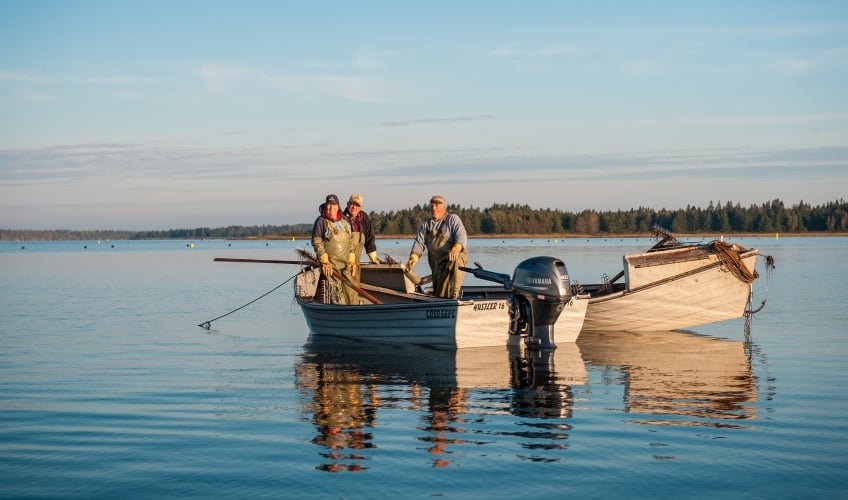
left=1, top=236, right=846, bottom=498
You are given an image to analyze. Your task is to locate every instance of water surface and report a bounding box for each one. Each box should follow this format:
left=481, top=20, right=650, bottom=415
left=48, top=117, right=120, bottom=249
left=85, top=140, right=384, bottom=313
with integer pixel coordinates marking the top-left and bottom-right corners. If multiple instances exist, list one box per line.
left=1, top=237, right=846, bottom=498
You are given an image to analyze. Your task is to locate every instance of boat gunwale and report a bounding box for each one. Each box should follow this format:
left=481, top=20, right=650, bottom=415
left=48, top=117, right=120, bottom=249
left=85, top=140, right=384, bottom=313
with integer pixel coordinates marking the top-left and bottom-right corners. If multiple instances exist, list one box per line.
left=586, top=248, right=759, bottom=304
left=294, top=294, right=507, bottom=311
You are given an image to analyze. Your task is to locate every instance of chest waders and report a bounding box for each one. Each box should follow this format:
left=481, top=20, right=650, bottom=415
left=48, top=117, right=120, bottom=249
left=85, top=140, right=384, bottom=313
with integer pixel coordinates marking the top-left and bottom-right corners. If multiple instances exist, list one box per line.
left=350, top=231, right=365, bottom=285
left=324, top=219, right=358, bottom=305
left=425, top=225, right=466, bottom=299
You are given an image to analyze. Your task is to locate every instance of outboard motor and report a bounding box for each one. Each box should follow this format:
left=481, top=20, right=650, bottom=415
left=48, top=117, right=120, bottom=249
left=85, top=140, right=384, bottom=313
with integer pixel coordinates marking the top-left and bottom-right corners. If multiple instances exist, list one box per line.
left=510, top=256, right=572, bottom=349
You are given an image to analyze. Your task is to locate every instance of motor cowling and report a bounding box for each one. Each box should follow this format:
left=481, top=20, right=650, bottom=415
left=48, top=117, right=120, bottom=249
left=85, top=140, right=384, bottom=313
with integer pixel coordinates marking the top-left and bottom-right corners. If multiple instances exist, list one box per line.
left=511, top=256, right=572, bottom=349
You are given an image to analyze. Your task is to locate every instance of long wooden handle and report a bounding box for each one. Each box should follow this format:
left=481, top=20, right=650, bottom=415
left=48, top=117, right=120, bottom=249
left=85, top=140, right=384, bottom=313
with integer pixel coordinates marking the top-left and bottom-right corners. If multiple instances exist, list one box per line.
left=294, top=249, right=382, bottom=304
left=214, top=257, right=306, bottom=264
left=329, top=268, right=382, bottom=305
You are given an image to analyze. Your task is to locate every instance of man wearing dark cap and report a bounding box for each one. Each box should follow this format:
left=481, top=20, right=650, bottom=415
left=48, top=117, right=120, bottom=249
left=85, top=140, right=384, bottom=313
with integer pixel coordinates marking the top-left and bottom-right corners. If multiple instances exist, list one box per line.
left=406, top=195, right=468, bottom=298
left=311, top=194, right=358, bottom=304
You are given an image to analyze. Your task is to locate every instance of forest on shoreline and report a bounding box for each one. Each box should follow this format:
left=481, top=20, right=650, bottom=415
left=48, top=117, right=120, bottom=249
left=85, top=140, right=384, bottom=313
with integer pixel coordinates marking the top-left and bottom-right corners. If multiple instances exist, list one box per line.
left=2, top=198, right=846, bottom=241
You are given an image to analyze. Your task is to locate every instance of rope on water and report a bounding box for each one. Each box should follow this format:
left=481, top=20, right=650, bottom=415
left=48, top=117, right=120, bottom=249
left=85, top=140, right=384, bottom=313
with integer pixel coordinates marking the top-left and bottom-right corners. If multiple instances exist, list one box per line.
left=198, top=271, right=301, bottom=329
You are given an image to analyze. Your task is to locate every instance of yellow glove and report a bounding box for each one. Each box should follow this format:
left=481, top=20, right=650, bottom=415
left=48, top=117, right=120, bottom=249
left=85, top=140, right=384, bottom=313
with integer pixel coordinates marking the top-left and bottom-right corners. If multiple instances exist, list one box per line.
left=406, top=253, right=419, bottom=272
left=367, top=251, right=380, bottom=264
left=319, top=253, right=333, bottom=276
left=449, top=243, right=462, bottom=262
left=347, top=253, right=357, bottom=273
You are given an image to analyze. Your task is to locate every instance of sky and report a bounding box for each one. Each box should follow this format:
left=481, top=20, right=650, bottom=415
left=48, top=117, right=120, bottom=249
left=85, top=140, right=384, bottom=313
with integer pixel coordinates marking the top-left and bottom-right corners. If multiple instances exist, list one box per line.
left=1, top=0, right=847, bottom=230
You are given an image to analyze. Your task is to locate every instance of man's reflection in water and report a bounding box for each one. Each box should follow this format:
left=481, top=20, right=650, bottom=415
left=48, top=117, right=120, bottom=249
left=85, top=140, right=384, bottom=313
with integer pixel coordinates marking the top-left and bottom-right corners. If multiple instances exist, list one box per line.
left=311, top=366, right=376, bottom=472
left=418, top=386, right=469, bottom=468
left=298, top=340, right=585, bottom=471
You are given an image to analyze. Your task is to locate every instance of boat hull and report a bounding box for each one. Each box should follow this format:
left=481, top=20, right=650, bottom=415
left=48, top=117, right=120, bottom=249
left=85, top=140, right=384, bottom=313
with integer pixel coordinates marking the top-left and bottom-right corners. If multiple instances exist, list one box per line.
left=581, top=251, right=758, bottom=332
left=553, top=295, right=589, bottom=343
left=296, top=296, right=512, bottom=349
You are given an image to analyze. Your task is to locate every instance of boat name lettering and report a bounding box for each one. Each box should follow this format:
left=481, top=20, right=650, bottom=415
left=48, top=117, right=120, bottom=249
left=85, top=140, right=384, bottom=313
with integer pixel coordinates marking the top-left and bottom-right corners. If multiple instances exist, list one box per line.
left=473, top=302, right=504, bottom=311
left=426, top=308, right=456, bottom=319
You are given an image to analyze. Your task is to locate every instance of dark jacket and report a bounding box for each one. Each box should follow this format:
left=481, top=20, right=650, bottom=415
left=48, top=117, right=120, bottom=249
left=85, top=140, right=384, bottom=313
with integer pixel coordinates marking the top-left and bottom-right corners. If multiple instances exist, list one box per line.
left=344, top=209, right=377, bottom=254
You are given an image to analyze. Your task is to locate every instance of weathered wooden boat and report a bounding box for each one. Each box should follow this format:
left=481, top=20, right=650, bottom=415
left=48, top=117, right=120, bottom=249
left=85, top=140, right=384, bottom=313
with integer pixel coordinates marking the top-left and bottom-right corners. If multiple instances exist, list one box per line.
left=575, top=230, right=766, bottom=333
left=294, top=256, right=590, bottom=350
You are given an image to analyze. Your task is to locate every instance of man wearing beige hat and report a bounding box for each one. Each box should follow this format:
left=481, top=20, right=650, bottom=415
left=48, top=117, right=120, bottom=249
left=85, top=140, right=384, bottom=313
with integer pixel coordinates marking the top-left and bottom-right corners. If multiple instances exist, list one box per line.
left=344, top=193, right=380, bottom=286
left=406, top=195, right=468, bottom=298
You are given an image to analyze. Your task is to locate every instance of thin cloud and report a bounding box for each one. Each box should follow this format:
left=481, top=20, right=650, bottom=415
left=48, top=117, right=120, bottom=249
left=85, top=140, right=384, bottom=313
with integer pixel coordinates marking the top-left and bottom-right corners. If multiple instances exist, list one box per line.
left=0, top=142, right=298, bottom=185
left=369, top=145, right=848, bottom=184
left=490, top=45, right=580, bottom=57
left=379, top=115, right=495, bottom=127
left=0, top=71, right=51, bottom=83
left=773, top=45, right=848, bottom=74
left=354, top=45, right=398, bottom=68
left=265, top=73, right=388, bottom=102
left=81, top=75, right=164, bottom=84
left=18, top=89, right=55, bottom=101
left=488, top=44, right=582, bottom=71
left=194, top=64, right=253, bottom=91
left=604, top=113, right=848, bottom=128
left=624, top=60, right=664, bottom=76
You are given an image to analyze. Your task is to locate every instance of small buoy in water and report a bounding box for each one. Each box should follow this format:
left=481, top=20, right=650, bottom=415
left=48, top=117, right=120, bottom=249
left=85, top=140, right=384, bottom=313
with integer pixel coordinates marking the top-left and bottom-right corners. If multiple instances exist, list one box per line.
left=187, top=242, right=195, bottom=248
left=266, top=243, right=269, bottom=246
left=21, top=245, right=25, bottom=250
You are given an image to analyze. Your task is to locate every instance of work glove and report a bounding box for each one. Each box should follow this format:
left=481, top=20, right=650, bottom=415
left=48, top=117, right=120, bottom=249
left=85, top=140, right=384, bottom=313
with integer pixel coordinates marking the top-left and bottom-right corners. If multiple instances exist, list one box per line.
left=319, top=253, right=333, bottom=277
left=405, top=253, right=419, bottom=272
left=367, top=251, right=380, bottom=264
left=448, top=243, right=462, bottom=262
left=347, top=254, right=357, bottom=274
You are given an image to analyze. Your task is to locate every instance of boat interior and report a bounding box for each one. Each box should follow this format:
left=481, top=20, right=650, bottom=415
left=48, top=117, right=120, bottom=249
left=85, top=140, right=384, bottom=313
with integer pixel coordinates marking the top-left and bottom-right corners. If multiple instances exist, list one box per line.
left=299, top=233, right=755, bottom=306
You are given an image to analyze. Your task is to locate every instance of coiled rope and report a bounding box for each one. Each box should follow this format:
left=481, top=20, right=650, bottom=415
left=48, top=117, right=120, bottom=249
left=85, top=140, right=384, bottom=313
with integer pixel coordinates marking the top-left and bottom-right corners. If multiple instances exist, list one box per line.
left=709, top=240, right=758, bottom=283
left=198, top=271, right=300, bottom=329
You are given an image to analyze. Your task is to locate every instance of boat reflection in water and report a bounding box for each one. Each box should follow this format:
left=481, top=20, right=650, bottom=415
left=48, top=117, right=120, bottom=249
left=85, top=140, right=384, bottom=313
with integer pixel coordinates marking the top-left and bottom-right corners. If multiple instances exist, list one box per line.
left=578, top=330, right=758, bottom=426
left=295, top=331, right=758, bottom=471
left=295, top=337, right=586, bottom=472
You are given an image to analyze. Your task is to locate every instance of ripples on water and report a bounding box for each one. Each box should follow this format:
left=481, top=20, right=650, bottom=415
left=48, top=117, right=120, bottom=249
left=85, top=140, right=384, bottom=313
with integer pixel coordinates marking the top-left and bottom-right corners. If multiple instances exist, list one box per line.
left=0, top=238, right=846, bottom=498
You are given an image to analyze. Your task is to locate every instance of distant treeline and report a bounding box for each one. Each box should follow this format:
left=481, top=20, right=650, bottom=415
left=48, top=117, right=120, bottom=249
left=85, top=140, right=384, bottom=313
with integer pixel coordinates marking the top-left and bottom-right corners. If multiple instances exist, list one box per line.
left=2, top=198, right=846, bottom=241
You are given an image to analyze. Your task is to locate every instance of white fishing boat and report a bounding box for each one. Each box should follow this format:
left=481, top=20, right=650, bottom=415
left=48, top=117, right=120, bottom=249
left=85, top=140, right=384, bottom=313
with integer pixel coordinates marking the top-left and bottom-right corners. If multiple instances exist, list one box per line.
left=294, top=256, right=590, bottom=349
left=575, top=230, right=766, bottom=333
